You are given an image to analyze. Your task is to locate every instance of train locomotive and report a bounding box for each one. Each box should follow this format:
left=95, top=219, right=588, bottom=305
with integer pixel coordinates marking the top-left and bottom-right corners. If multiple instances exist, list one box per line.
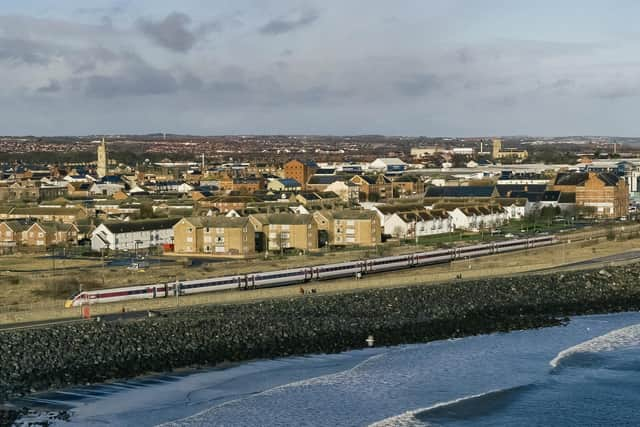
left=65, top=235, right=555, bottom=308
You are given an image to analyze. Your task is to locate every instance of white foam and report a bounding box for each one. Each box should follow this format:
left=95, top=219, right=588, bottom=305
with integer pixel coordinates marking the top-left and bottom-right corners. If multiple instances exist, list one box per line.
left=158, top=350, right=389, bottom=426
left=550, top=323, right=640, bottom=368
left=368, top=389, right=509, bottom=427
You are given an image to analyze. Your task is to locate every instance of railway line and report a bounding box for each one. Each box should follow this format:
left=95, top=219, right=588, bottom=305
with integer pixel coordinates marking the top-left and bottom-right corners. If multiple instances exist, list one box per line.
left=65, top=236, right=555, bottom=308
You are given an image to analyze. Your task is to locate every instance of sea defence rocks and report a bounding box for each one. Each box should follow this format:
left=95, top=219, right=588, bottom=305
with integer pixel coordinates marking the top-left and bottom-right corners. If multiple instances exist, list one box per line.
left=2, top=265, right=640, bottom=401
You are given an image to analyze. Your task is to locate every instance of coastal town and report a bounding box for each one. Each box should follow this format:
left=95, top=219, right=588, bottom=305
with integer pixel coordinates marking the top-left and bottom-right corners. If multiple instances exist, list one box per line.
left=0, top=136, right=634, bottom=260
left=6, top=2, right=640, bottom=424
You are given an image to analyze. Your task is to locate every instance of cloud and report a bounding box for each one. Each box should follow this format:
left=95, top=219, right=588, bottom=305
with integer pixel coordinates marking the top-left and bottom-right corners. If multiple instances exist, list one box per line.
left=137, top=12, right=220, bottom=52
left=0, top=38, right=63, bottom=65
left=394, top=74, right=441, bottom=96
left=259, top=9, right=318, bottom=35
left=36, top=79, right=61, bottom=93
left=82, top=58, right=180, bottom=97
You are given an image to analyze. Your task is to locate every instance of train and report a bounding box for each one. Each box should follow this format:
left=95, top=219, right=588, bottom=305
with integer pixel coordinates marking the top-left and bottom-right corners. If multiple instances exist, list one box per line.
left=65, top=235, right=555, bottom=308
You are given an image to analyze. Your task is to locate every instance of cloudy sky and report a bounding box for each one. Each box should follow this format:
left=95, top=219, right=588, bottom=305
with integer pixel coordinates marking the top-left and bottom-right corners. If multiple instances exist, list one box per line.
left=2, top=0, right=640, bottom=136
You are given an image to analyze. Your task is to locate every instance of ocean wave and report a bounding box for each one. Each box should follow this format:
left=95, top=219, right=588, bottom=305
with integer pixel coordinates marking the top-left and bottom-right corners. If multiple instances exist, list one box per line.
left=158, top=350, right=390, bottom=427
left=550, top=323, right=640, bottom=369
left=369, top=384, right=534, bottom=427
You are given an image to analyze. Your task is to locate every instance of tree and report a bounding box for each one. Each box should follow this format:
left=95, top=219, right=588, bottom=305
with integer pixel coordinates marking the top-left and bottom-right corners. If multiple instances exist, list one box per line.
left=139, top=202, right=154, bottom=219
left=368, top=192, right=381, bottom=202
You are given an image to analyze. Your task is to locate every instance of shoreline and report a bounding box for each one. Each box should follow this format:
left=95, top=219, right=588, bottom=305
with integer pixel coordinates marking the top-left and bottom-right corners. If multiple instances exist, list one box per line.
left=2, top=265, right=640, bottom=408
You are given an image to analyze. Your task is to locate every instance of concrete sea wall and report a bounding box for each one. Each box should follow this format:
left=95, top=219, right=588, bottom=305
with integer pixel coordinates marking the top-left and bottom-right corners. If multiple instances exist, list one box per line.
left=2, top=265, right=640, bottom=402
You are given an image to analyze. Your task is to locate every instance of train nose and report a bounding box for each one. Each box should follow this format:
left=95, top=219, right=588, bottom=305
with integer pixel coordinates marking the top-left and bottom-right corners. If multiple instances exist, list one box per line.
left=64, top=300, right=74, bottom=308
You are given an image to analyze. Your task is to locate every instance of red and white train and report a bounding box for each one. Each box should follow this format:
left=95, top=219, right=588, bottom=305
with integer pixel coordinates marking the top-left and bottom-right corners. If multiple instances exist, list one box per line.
left=65, top=235, right=555, bottom=308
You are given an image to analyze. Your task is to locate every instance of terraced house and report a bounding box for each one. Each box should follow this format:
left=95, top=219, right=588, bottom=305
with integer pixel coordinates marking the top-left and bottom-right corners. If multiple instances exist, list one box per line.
left=90, top=218, right=178, bottom=252
left=0, top=206, right=87, bottom=223
left=173, top=216, right=255, bottom=257
left=22, top=222, right=79, bottom=247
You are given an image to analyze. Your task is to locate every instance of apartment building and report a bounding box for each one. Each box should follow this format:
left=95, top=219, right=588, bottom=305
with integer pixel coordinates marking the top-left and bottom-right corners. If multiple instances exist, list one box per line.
left=313, top=209, right=381, bottom=247
left=551, top=172, right=629, bottom=218
left=173, top=216, right=255, bottom=257
left=249, top=213, right=318, bottom=253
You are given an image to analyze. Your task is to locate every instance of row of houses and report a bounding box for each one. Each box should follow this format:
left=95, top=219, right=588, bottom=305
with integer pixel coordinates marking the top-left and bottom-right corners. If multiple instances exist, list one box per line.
left=0, top=219, right=78, bottom=251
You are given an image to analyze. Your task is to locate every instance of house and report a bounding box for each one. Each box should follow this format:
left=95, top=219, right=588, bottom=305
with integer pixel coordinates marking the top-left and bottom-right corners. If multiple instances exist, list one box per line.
left=0, top=207, right=87, bottom=223
left=284, top=159, right=318, bottom=190
left=350, top=175, right=393, bottom=201
left=90, top=218, right=179, bottom=252
left=551, top=172, right=628, bottom=218
left=39, top=183, right=69, bottom=201
left=384, top=210, right=452, bottom=238
left=267, top=178, right=302, bottom=192
left=197, top=195, right=260, bottom=213
left=249, top=213, right=318, bottom=253
left=495, top=198, right=527, bottom=219
left=366, top=203, right=426, bottom=231
left=94, top=200, right=142, bottom=217
left=0, top=219, right=34, bottom=246
left=391, top=175, right=425, bottom=198
left=448, top=205, right=507, bottom=231
left=313, top=209, right=381, bottom=247
left=0, top=181, right=40, bottom=202
left=22, top=222, right=79, bottom=247
left=173, top=216, right=255, bottom=257
left=306, top=175, right=347, bottom=192
left=219, top=176, right=265, bottom=193
left=90, top=182, right=125, bottom=197
left=325, top=180, right=360, bottom=203
left=67, top=181, right=92, bottom=198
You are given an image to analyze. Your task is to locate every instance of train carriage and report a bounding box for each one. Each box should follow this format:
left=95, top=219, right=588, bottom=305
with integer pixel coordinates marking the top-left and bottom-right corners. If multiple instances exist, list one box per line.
left=248, top=267, right=310, bottom=289
left=314, top=261, right=362, bottom=280
left=365, top=254, right=412, bottom=273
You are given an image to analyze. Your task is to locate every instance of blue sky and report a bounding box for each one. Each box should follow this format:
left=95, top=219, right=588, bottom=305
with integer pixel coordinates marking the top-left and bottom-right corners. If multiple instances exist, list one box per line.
left=2, top=1, right=640, bottom=136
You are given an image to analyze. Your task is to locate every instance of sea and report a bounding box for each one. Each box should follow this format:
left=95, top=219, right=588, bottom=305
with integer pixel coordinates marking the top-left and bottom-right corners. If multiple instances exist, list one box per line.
left=14, top=311, right=640, bottom=426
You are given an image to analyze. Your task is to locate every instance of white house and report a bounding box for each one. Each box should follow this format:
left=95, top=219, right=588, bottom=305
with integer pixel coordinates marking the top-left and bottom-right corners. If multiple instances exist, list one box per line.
left=384, top=210, right=453, bottom=238
left=90, top=218, right=179, bottom=252
left=448, top=206, right=507, bottom=231
left=499, top=200, right=527, bottom=220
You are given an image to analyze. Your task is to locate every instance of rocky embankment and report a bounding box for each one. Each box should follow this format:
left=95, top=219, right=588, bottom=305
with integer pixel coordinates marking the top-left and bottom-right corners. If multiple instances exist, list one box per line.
left=2, top=266, right=640, bottom=402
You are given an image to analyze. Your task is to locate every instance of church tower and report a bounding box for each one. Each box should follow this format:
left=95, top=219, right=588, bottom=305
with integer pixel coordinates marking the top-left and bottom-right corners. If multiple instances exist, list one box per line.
left=97, top=137, right=108, bottom=177
left=491, top=138, right=502, bottom=159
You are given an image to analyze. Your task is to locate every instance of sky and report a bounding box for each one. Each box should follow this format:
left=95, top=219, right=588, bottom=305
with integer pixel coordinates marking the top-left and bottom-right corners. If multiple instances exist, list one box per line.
left=2, top=0, right=640, bottom=136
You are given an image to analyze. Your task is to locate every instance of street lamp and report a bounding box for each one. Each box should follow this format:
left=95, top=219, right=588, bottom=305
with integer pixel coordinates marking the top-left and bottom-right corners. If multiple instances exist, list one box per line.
left=135, top=240, right=143, bottom=259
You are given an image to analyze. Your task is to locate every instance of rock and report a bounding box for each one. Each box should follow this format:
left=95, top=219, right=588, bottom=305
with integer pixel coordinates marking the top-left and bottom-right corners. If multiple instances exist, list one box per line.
left=599, top=269, right=612, bottom=278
